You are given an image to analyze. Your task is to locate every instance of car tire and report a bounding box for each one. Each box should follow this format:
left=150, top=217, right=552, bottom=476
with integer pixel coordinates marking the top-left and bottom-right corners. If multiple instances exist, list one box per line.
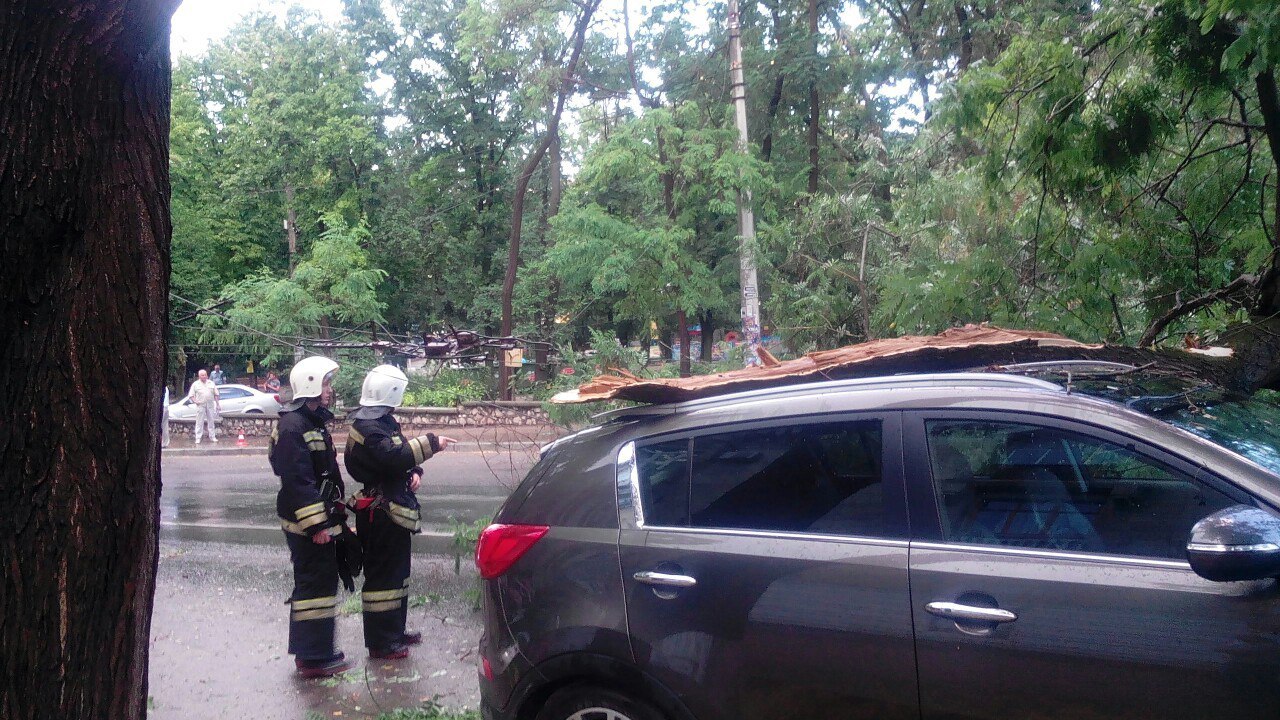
left=535, top=686, right=665, bottom=720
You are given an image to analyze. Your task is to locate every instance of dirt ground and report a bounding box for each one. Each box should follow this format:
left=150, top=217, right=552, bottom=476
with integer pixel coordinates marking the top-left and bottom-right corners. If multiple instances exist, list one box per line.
left=148, top=537, right=483, bottom=720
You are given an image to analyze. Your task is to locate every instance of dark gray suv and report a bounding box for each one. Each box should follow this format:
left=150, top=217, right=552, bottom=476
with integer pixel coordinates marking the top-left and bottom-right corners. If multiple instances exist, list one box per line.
left=475, top=372, right=1280, bottom=720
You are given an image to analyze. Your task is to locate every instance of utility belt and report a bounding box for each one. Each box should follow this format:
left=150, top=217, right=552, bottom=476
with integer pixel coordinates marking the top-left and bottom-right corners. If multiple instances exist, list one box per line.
left=349, top=488, right=421, bottom=532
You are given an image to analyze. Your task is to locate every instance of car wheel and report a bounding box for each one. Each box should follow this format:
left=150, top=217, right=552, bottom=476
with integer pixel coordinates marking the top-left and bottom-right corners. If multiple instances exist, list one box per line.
left=535, top=686, right=665, bottom=720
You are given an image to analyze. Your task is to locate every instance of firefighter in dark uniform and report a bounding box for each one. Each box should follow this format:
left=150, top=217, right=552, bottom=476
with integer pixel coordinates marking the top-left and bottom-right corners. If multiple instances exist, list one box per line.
left=270, top=355, right=357, bottom=677
left=345, top=365, right=456, bottom=658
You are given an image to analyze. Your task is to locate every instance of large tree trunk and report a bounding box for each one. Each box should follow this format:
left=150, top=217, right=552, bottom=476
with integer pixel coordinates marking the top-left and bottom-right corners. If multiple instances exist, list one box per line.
left=499, top=0, right=601, bottom=399
left=806, top=0, right=821, bottom=195
left=701, top=310, right=715, bottom=362
left=0, top=2, right=174, bottom=719
left=677, top=309, right=691, bottom=377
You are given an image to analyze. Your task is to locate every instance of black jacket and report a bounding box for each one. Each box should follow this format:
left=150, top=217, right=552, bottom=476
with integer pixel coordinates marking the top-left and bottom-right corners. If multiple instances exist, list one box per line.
left=270, top=404, right=345, bottom=536
left=343, top=408, right=437, bottom=509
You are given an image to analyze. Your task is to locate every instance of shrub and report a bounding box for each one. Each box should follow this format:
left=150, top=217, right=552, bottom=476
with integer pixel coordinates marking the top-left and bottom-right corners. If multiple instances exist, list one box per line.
left=401, top=367, right=489, bottom=407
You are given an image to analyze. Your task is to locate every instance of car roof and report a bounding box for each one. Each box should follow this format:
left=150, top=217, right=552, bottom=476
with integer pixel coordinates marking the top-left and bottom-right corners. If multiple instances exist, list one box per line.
left=218, top=383, right=260, bottom=392
left=537, top=371, right=1280, bottom=510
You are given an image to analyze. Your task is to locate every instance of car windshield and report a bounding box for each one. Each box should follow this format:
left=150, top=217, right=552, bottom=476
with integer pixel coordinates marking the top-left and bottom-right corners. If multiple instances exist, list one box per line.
left=1053, top=373, right=1280, bottom=476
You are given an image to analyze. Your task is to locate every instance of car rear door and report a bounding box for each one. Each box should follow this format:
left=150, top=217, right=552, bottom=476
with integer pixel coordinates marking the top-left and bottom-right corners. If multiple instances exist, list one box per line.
left=617, top=413, right=918, bottom=720
left=218, top=386, right=250, bottom=412
left=904, top=411, right=1280, bottom=719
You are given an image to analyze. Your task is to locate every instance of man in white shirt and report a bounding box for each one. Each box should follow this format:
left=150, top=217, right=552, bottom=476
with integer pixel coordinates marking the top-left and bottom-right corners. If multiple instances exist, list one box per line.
left=161, top=386, right=171, bottom=448
left=186, top=369, right=222, bottom=444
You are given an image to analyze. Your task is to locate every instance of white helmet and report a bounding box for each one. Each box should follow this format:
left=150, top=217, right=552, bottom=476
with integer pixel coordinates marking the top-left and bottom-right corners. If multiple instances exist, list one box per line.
left=289, top=356, right=340, bottom=400
left=359, top=364, right=409, bottom=407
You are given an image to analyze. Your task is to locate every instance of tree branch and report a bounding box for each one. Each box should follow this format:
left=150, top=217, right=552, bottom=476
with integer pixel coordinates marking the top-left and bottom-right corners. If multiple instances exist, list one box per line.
left=1139, top=274, right=1257, bottom=347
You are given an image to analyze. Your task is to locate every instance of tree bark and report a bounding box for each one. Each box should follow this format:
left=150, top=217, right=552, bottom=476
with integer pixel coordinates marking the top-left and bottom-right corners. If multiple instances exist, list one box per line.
left=807, top=0, right=821, bottom=195
left=284, top=183, right=299, bottom=273
left=1252, top=69, right=1280, bottom=313
left=701, top=310, right=715, bottom=362
left=678, top=309, right=691, bottom=377
left=760, top=4, right=785, bottom=162
left=499, top=0, right=601, bottom=399
left=0, top=2, right=175, bottom=719
left=954, top=2, right=973, bottom=72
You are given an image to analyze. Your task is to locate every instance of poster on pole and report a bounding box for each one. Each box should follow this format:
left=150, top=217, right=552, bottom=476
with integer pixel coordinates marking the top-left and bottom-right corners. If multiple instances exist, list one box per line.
left=503, top=349, right=524, bottom=368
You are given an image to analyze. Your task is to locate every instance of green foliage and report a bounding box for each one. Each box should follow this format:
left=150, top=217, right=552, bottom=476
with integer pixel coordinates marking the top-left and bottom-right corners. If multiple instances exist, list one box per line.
left=169, top=0, right=1280, bottom=381
left=198, top=213, right=386, bottom=365
left=449, top=517, right=488, bottom=575
left=402, top=368, right=490, bottom=407
left=329, top=350, right=380, bottom=407
left=374, top=703, right=480, bottom=720
left=339, top=594, right=362, bottom=616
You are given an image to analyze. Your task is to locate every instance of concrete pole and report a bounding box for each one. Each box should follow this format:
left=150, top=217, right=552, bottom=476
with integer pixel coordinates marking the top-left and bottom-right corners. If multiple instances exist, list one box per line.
left=728, top=0, right=763, bottom=366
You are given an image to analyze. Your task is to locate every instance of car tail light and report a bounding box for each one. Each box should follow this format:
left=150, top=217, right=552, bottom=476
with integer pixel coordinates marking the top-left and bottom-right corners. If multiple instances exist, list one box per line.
left=475, top=523, right=549, bottom=579
left=273, top=394, right=281, bottom=403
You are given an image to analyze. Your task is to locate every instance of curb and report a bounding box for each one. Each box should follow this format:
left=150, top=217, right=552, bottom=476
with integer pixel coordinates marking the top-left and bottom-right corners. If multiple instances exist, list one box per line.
left=162, top=441, right=548, bottom=457
left=160, top=521, right=460, bottom=555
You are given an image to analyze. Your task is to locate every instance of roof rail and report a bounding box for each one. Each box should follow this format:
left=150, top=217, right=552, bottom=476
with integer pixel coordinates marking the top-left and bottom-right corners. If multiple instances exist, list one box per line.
left=595, top=372, right=1062, bottom=422
left=993, top=360, right=1139, bottom=375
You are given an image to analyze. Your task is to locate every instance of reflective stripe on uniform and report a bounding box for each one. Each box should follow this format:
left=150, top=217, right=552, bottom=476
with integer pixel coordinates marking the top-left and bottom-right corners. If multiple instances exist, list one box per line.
left=296, top=502, right=326, bottom=521
left=387, top=502, right=419, bottom=521
left=348, top=427, right=365, bottom=445
left=303, top=430, right=328, bottom=452
left=291, top=595, right=338, bottom=621
left=388, top=515, right=420, bottom=531
left=387, top=501, right=421, bottom=531
left=296, top=512, right=329, bottom=530
left=408, top=437, right=427, bottom=464
left=281, top=518, right=341, bottom=537
left=292, top=595, right=337, bottom=610
left=362, top=600, right=402, bottom=613
left=292, top=607, right=338, bottom=621
left=391, top=436, right=403, bottom=447
left=362, top=588, right=407, bottom=602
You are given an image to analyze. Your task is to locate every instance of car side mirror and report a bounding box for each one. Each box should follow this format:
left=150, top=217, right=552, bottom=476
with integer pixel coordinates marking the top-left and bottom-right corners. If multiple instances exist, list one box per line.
left=1187, top=504, right=1280, bottom=582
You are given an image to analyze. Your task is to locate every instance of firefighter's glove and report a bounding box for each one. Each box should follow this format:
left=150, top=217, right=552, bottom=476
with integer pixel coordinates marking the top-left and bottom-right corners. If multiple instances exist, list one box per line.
left=334, top=527, right=363, bottom=593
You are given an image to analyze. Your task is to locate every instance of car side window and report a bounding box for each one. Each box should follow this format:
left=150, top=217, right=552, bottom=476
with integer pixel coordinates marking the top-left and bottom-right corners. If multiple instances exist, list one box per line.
left=926, top=420, right=1238, bottom=559
left=219, top=387, right=250, bottom=399
left=636, top=440, right=690, bottom=526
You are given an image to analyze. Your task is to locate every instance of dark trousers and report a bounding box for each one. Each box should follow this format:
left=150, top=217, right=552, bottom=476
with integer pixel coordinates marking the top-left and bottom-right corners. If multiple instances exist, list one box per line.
left=284, top=531, right=341, bottom=661
left=356, top=509, right=412, bottom=650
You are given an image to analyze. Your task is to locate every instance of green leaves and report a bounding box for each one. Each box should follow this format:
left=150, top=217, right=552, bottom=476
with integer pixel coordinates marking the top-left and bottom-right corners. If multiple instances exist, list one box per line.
left=198, top=214, right=387, bottom=364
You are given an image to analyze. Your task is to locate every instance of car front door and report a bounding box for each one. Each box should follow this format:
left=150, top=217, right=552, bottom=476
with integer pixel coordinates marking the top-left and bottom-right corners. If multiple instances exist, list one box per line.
left=617, top=414, right=918, bottom=720
left=904, top=411, right=1280, bottom=719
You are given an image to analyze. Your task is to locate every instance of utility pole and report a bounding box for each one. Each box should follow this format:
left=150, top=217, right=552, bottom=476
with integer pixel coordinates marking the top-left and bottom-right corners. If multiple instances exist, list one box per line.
left=284, top=183, right=298, bottom=274
left=728, top=0, right=763, bottom=366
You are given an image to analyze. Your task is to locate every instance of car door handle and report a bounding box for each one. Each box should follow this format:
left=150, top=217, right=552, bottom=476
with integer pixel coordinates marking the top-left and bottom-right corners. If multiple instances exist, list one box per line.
left=634, top=571, right=697, bottom=588
left=925, top=601, right=1017, bottom=623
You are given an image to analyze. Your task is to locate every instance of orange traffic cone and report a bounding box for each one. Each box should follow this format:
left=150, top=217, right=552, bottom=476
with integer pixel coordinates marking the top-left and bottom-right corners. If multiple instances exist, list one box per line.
left=236, top=431, right=248, bottom=448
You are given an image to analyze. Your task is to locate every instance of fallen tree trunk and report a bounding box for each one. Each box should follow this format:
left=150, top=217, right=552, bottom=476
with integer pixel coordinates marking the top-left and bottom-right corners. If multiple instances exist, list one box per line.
left=552, top=324, right=1267, bottom=405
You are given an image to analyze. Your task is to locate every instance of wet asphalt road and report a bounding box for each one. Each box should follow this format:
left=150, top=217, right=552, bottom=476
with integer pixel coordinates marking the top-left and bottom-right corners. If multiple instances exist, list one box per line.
left=149, top=449, right=540, bottom=719
left=148, top=448, right=540, bottom=712
left=160, top=447, right=538, bottom=544
left=149, top=539, right=485, bottom=719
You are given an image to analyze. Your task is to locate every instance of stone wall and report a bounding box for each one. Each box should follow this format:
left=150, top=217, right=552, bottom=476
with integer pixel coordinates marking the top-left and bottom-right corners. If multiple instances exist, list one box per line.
left=168, top=400, right=552, bottom=437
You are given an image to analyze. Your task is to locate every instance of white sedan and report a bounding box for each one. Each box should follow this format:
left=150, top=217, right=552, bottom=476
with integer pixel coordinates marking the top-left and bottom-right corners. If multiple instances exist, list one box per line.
left=169, top=383, right=282, bottom=418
